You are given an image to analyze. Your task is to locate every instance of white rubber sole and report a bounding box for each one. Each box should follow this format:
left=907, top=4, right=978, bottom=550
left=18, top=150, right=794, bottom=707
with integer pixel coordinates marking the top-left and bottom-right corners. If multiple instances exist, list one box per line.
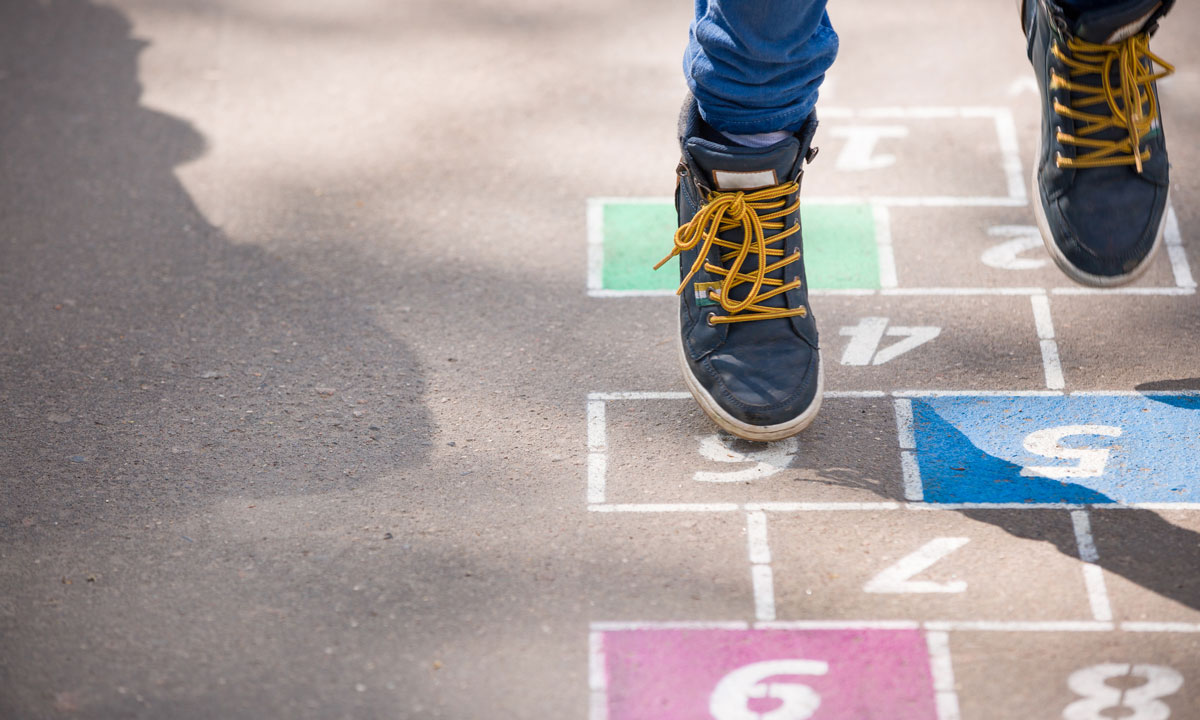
left=1031, top=130, right=1168, bottom=288
left=676, top=321, right=824, bottom=442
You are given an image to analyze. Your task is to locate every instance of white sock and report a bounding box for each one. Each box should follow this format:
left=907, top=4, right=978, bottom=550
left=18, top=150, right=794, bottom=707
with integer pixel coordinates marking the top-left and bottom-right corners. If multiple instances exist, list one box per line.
left=721, top=130, right=792, bottom=148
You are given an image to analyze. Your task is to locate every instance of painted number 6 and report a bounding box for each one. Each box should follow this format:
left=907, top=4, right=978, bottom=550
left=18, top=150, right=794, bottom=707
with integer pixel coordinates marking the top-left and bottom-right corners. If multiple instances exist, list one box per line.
left=1063, top=663, right=1184, bottom=720
left=710, top=659, right=828, bottom=720
left=1020, top=425, right=1123, bottom=479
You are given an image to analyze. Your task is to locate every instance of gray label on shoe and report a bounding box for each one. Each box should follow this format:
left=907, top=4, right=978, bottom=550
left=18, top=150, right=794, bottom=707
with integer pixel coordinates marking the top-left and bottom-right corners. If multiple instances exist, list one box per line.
left=712, top=169, right=778, bottom=191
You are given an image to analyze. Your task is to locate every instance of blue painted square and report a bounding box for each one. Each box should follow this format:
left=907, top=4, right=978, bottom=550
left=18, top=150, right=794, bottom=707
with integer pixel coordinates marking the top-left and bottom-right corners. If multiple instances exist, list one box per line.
left=911, top=395, right=1200, bottom=504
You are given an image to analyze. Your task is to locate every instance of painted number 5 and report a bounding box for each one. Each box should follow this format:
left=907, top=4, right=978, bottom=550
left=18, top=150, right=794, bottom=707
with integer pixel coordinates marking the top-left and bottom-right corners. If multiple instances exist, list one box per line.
left=1020, top=425, right=1123, bottom=479
left=1063, top=663, right=1184, bottom=720
left=710, top=660, right=828, bottom=720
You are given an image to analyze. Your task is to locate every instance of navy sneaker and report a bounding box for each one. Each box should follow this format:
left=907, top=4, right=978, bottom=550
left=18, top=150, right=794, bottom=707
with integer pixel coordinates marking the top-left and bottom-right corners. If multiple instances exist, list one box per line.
left=655, top=97, right=822, bottom=441
left=1022, top=0, right=1175, bottom=286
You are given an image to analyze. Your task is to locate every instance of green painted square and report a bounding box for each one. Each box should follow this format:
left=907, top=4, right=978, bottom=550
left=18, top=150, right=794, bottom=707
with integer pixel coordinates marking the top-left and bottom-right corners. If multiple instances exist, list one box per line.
left=599, top=200, right=880, bottom=291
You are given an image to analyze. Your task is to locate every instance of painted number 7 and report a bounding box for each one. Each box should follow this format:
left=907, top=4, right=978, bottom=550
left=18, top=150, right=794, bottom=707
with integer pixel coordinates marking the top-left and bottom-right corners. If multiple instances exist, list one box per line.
left=1020, top=425, right=1123, bottom=479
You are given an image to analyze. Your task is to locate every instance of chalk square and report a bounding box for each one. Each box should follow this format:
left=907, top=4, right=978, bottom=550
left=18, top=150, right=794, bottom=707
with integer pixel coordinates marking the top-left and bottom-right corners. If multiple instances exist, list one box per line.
left=910, top=395, right=1200, bottom=504
left=818, top=296, right=1045, bottom=392
left=595, top=200, right=879, bottom=292
left=884, top=205, right=1180, bottom=290
left=950, top=630, right=1200, bottom=720
left=807, top=110, right=1015, bottom=199
left=1090, top=509, right=1200, bottom=624
left=600, top=628, right=937, bottom=720
left=769, top=510, right=1093, bottom=622
left=599, top=395, right=905, bottom=506
left=1051, top=296, right=1200, bottom=393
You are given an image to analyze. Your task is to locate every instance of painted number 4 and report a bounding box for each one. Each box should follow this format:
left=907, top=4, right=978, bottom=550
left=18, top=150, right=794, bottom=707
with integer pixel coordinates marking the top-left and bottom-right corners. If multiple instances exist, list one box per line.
left=839, top=317, right=940, bottom=366
left=1064, top=663, right=1184, bottom=720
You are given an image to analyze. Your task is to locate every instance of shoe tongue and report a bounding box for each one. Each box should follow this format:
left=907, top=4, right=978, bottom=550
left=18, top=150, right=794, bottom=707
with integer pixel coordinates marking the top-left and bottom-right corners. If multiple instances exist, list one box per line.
left=685, top=136, right=801, bottom=192
left=1070, top=0, right=1164, bottom=43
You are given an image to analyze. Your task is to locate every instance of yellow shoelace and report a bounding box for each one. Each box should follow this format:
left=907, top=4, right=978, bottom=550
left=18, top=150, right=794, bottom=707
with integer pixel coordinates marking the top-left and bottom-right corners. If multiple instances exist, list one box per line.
left=1051, top=32, right=1173, bottom=172
left=654, top=182, right=805, bottom=325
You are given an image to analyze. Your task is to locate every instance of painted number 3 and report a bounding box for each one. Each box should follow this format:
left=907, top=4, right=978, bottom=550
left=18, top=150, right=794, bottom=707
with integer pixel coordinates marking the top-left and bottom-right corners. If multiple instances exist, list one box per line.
left=1063, top=664, right=1184, bottom=720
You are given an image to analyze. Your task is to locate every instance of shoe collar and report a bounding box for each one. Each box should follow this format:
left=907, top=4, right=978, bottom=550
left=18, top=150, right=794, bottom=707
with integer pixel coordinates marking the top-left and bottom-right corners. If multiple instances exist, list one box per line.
left=1043, top=0, right=1173, bottom=44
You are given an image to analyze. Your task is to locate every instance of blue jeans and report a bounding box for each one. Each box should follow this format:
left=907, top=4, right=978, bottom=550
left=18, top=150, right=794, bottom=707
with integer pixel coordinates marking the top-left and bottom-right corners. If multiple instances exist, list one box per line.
left=685, top=0, right=1127, bottom=135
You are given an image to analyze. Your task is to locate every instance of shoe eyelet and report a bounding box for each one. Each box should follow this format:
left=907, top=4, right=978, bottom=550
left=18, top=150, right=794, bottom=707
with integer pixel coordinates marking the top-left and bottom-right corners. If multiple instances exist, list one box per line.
left=706, top=312, right=717, bottom=327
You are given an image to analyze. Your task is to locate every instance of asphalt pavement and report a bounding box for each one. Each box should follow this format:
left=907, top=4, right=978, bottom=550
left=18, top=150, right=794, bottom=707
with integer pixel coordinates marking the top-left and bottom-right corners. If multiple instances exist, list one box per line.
left=2, top=0, right=1199, bottom=718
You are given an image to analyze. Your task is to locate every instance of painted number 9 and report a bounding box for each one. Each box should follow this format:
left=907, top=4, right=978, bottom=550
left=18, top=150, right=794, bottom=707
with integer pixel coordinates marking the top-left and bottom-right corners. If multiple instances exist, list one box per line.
left=710, top=659, right=828, bottom=720
left=1020, top=425, right=1123, bottom=479
left=1063, top=663, right=1184, bottom=720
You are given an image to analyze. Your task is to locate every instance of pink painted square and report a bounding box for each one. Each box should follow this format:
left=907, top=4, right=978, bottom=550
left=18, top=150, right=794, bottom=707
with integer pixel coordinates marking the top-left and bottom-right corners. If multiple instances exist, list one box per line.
left=601, top=628, right=937, bottom=720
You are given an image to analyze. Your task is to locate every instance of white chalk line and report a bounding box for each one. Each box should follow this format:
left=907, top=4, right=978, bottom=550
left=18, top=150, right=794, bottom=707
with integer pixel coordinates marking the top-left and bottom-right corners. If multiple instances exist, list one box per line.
left=923, top=620, right=1115, bottom=632
left=587, top=631, right=608, bottom=720
left=589, top=285, right=1194, bottom=298
left=590, top=620, right=1200, bottom=634
left=751, top=565, right=776, bottom=623
left=1030, top=295, right=1065, bottom=390
left=743, top=501, right=903, bottom=512
left=894, top=398, right=915, bottom=449
left=588, top=194, right=1028, bottom=208
left=901, top=452, right=924, bottom=503
left=756, top=620, right=921, bottom=630
left=586, top=199, right=606, bottom=294
left=587, top=388, right=1199, bottom=401
left=746, top=511, right=776, bottom=622
left=746, top=511, right=772, bottom=565
left=1164, top=205, right=1196, bottom=290
left=873, top=205, right=898, bottom=288
left=926, top=630, right=963, bottom=720
left=991, top=106, right=1028, bottom=204
left=591, top=621, right=751, bottom=631
left=1071, top=510, right=1114, bottom=623
left=590, top=501, right=1200, bottom=513
left=587, top=399, right=607, bottom=504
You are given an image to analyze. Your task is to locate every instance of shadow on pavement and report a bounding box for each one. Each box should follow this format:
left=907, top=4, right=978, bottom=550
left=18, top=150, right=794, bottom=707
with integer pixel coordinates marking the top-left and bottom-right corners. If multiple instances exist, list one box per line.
left=0, top=0, right=431, bottom=518
left=0, top=0, right=435, bottom=716
left=915, top=402, right=1200, bottom=615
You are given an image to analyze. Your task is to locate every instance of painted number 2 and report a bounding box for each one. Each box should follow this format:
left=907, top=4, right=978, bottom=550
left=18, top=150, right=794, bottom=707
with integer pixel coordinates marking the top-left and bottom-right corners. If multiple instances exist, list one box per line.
left=1020, top=425, right=1123, bottom=479
left=1063, top=663, right=1184, bottom=720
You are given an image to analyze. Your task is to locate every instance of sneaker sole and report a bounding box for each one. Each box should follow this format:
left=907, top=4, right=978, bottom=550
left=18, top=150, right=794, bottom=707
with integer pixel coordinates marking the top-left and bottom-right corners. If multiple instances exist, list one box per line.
left=1031, top=131, right=1167, bottom=288
left=675, top=317, right=824, bottom=442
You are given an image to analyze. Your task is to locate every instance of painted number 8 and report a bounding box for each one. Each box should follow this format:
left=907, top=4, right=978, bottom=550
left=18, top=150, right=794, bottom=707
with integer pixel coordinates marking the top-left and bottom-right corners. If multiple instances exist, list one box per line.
left=1063, top=663, right=1184, bottom=720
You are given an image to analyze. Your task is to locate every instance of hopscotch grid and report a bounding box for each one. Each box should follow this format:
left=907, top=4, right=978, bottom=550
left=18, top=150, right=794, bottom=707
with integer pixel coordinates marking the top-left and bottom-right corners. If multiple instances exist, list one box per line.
left=590, top=285, right=1196, bottom=298
left=585, top=384, right=1199, bottom=711
left=591, top=620, right=1200, bottom=633
left=590, top=501, right=1200, bottom=512
left=583, top=112, right=1197, bottom=716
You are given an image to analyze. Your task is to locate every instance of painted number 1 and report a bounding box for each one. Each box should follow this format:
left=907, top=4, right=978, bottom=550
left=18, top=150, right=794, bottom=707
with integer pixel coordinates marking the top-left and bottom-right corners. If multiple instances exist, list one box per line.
left=1063, top=663, right=1184, bottom=720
